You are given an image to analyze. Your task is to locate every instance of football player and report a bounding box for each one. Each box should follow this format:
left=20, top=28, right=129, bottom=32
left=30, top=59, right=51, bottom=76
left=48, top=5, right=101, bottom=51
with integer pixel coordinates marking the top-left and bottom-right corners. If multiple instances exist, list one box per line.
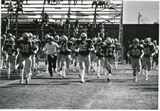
left=142, top=37, right=155, bottom=80
left=94, top=36, right=104, bottom=78
left=3, top=33, right=17, bottom=79
left=59, top=34, right=72, bottom=78
left=103, top=37, right=115, bottom=81
left=76, top=32, right=93, bottom=83
left=128, top=38, right=144, bottom=82
left=16, top=32, right=34, bottom=84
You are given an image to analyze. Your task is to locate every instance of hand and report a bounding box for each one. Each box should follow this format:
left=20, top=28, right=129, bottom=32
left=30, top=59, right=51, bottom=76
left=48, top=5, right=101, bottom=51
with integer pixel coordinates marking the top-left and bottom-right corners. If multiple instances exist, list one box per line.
left=151, top=53, right=154, bottom=57
left=75, top=49, right=79, bottom=52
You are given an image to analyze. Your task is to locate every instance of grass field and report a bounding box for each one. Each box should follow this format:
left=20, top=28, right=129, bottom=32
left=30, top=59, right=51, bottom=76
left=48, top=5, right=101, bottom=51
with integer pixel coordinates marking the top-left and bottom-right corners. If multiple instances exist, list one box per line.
left=0, top=64, right=158, bottom=109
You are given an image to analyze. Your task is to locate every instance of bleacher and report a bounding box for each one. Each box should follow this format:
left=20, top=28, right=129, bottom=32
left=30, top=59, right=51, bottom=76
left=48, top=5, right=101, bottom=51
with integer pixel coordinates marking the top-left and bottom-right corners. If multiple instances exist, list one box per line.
left=1, top=0, right=122, bottom=24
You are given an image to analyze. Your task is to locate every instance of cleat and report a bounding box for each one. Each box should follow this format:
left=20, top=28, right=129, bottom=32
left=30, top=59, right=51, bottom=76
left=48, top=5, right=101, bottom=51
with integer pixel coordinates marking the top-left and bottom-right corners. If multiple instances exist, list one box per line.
left=59, top=70, right=62, bottom=76
left=25, top=78, right=28, bottom=85
left=145, top=76, right=148, bottom=80
left=135, top=77, right=138, bottom=82
left=58, top=71, right=63, bottom=77
left=50, top=73, right=53, bottom=77
left=133, top=76, right=138, bottom=82
left=20, top=80, right=24, bottom=84
left=26, top=73, right=32, bottom=84
left=97, top=75, right=101, bottom=79
left=80, top=79, right=85, bottom=83
left=62, top=75, right=65, bottom=78
left=107, top=78, right=110, bottom=82
left=107, top=73, right=112, bottom=82
left=54, top=68, right=57, bottom=73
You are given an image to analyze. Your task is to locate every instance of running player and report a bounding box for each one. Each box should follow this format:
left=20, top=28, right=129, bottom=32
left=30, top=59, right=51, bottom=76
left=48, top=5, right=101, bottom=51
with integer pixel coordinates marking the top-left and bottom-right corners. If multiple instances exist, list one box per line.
left=103, top=37, right=115, bottom=81
left=77, top=32, right=93, bottom=83
left=16, top=32, right=34, bottom=84
left=94, top=36, right=104, bottom=78
left=128, top=38, right=144, bottom=82
left=3, top=33, right=17, bottom=79
left=142, top=37, right=155, bottom=80
left=59, top=34, right=72, bottom=78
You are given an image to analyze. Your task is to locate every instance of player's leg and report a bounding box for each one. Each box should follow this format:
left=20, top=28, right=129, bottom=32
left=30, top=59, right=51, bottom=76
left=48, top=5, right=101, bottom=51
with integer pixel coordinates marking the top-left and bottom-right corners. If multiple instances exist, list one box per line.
left=20, top=60, right=25, bottom=84
left=47, top=55, right=53, bottom=77
left=25, top=56, right=32, bottom=84
left=79, top=56, right=85, bottom=83
left=145, top=57, right=152, bottom=80
left=97, top=57, right=101, bottom=78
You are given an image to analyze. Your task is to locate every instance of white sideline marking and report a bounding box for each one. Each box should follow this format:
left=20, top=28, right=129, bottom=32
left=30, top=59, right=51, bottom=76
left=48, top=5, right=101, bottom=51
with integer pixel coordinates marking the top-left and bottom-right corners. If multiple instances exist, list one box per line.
left=0, top=80, right=19, bottom=87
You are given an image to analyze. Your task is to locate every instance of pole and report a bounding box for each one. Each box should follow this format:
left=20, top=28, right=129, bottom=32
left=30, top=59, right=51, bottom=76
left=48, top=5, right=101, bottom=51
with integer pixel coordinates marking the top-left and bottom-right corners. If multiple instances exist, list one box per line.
left=67, top=0, right=71, bottom=37
left=93, top=3, right=98, bottom=37
left=118, top=0, right=123, bottom=62
left=138, top=11, right=142, bottom=24
left=8, top=0, right=12, bottom=33
left=15, top=1, right=19, bottom=38
left=93, top=3, right=97, bottom=28
left=41, top=0, right=45, bottom=40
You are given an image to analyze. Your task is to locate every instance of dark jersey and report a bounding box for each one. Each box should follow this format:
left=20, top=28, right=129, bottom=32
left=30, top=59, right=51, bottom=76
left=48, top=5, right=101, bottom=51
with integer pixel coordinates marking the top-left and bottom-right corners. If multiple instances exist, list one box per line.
left=95, top=41, right=104, bottom=57
left=59, top=41, right=71, bottom=55
left=16, top=38, right=33, bottom=57
left=3, top=38, right=17, bottom=55
left=128, top=44, right=143, bottom=58
left=79, top=39, right=92, bottom=56
left=143, top=43, right=155, bottom=57
left=103, top=43, right=115, bottom=57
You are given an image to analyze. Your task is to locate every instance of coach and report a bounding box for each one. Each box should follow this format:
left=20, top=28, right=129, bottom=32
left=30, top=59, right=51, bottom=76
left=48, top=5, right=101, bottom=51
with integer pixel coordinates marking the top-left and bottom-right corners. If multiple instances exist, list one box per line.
left=43, top=34, right=59, bottom=77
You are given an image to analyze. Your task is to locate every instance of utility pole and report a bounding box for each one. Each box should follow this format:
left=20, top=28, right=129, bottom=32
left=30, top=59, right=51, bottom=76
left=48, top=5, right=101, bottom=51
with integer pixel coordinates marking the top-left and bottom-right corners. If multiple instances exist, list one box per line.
left=93, top=3, right=98, bottom=28
left=15, top=0, right=19, bottom=38
left=7, top=0, right=12, bottom=33
left=67, top=0, right=71, bottom=37
left=41, top=0, right=45, bottom=40
left=93, top=2, right=98, bottom=37
left=138, top=11, right=142, bottom=24
left=118, top=0, right=123, bottom=62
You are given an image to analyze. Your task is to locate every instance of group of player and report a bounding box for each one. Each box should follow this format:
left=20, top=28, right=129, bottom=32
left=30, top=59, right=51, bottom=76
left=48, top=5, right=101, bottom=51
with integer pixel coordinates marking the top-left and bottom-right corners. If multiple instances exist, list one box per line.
left=128, top=37, right=158, bottom=82
left=0, top=31, right=158, bottom=84
left=43, top=32, right=122, bottom=83
left=1, top=32, right=40, bottom=84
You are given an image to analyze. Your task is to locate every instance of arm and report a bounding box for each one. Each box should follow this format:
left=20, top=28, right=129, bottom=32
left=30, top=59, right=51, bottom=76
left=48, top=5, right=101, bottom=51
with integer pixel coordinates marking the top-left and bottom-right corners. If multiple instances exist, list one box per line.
left=140, top=50, right=144, bottom=59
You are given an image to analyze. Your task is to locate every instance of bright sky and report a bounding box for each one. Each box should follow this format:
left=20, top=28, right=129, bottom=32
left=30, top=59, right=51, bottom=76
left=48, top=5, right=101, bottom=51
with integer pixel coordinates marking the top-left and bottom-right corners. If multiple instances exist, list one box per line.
left=123, top=0, right=159, bottom=24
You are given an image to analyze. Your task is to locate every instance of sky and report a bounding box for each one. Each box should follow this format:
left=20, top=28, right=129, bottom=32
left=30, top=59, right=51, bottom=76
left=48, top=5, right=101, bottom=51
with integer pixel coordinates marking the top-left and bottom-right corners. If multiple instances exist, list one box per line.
left=123, top=0, right=159, bottom=24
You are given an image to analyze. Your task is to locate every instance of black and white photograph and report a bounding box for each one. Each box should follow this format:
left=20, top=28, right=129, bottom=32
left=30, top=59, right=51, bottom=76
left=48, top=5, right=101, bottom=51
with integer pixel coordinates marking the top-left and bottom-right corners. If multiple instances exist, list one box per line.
left=0, top=0, right=159, bottom=109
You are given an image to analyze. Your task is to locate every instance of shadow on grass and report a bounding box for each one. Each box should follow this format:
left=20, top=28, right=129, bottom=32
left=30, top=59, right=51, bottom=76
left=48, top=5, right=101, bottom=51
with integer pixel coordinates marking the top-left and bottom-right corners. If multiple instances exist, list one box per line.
left=130, top=87, right=158, bottom=92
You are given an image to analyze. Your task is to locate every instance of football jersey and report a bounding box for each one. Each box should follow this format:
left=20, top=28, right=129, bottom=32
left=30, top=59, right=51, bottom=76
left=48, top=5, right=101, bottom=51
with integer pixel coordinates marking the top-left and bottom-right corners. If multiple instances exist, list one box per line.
left=17, top=39, right=33, bottom=57
left=3, top=38, right=16, bottom=55
left=103, top=43, right=115, bottom=57
left=143, top=43, right=155, bottom=57
left=95, top=42, right=104, bottom=57
left=60, top=42, right=71, bottom=55
left=129, top=44, right=143, bottom=58
left=79, top=40, right=90, bottom=56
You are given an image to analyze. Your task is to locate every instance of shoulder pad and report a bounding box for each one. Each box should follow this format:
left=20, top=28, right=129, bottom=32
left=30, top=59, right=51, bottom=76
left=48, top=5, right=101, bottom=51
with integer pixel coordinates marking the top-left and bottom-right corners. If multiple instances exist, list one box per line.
left=139, top=44, right=144, bottom=48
